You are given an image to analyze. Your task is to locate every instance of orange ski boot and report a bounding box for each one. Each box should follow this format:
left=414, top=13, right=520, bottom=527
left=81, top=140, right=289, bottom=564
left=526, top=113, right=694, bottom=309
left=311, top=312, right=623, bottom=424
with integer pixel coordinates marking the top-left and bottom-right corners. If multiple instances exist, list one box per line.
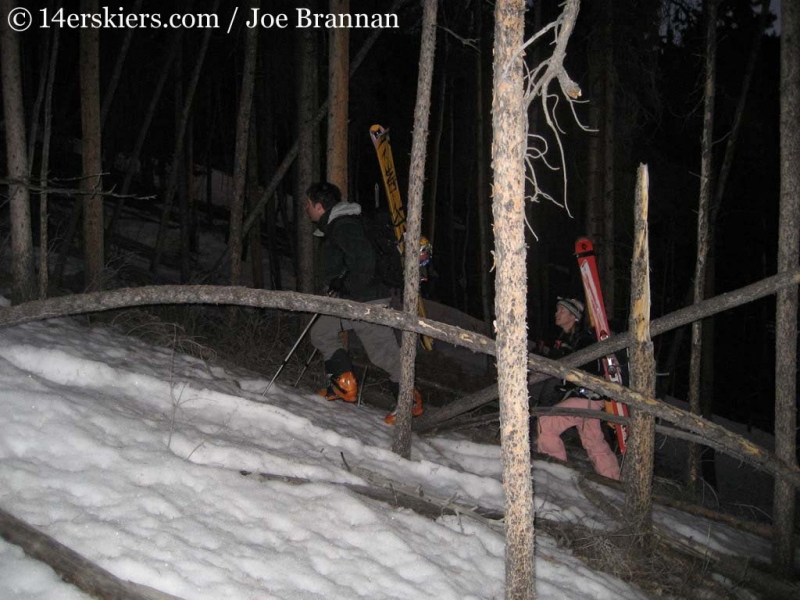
left=317, top=371, right=358, bottom=403
left=384, top=388, right=423, bottom=425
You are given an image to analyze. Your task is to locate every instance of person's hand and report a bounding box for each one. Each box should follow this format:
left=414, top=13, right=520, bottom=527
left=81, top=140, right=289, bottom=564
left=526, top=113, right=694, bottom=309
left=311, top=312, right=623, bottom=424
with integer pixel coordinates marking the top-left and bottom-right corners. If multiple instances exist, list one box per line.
left=327, top=276, right=346, bottom=297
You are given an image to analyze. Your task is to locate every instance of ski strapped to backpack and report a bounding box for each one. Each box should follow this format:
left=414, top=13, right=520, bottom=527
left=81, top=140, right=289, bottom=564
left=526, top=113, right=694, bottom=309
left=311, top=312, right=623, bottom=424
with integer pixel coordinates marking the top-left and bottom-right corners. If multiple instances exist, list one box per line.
left=575, top=237, right=629, bottom=453
left=370, top=124, right=434, bottom=351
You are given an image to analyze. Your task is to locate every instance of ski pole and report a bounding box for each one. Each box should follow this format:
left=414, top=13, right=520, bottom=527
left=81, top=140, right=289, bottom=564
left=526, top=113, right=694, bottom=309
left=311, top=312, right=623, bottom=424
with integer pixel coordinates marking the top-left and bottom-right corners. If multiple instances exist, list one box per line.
left=293, top=347, right=318, bottom=388
left=263, top=313, right=320, bottom=397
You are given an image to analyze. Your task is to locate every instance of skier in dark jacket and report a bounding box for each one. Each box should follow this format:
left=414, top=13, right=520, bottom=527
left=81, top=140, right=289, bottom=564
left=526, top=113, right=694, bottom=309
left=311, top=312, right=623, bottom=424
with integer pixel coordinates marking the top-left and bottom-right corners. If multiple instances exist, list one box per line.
left=304, top=182, right=423, bottom=424
left=535, top=297, right=620, bottom=480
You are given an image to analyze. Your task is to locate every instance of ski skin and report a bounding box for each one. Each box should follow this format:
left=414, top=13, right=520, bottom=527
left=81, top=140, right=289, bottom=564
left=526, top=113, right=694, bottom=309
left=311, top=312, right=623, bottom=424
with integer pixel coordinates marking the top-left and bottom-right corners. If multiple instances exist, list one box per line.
left=575, top=237, right=629, bottom=453
left=370, top=124, right=434, bottom=352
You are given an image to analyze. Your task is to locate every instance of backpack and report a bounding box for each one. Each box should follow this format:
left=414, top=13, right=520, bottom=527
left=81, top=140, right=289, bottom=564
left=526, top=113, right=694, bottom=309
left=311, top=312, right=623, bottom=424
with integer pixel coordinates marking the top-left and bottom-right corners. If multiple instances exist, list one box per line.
left=362, top=211, right=405, bottom=289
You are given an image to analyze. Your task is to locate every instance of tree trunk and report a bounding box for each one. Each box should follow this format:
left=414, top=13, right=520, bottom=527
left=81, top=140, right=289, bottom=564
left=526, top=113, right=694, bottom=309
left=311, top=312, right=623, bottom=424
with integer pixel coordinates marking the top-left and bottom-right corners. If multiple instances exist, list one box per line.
left=624, top=165, right=656, bottom=541
left=327, top=0, right=349, bottom=197
left=295, top=5, right=316, bottom=294
left=151, top=2, right=217, bottom=275
left=585, top=0, right=603, bottom=249
left=256, top=46, right=279, bottom=290
left=426, top=57, right=446, bottom=246
left=475, top=0, right=492, bottom=328
left=447, top=76, right=458, bottom=306
left=26, top=25, right=49, bottom=177
left=0, top=0, right=36, bottom=303
left=38, top=23, right=60, bottom=299
left=105, top=31, right=183, bottom=242
left=0, top=507, right=183, bottom=600
left=687, top=0, right=718, bottom=491
left=392, top=0, right=438, bottom=459
left=80, top=0, right=104, bottom=291
left=228, top=4, right=259, bottom=290
left=99, top=0, right=142, bottom=130
left=772, top=0, right=799, bottom=577
left=601, top=0, right=616, bottom=314
left=248, top=114, right=264, bottom=290
left=180, top=115, right=194, bottom=282
left=492, top=0, right=535, bottom=597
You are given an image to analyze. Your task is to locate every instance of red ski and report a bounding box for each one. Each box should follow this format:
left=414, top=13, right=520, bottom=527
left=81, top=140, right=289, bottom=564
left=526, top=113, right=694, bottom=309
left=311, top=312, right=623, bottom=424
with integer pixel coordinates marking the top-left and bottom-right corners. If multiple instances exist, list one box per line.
left=575, top=237, right=629, bottom=453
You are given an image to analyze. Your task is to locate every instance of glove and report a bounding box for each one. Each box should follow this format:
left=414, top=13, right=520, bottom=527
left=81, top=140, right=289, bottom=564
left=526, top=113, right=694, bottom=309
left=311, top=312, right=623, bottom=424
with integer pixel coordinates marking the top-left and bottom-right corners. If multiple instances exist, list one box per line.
left=327, top=276, right=347, bottom=297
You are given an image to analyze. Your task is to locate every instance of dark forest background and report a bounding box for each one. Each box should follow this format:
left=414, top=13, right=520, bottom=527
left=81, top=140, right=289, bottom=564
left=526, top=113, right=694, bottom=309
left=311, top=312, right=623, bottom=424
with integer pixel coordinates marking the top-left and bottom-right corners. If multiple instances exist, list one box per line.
left=1, top=0, right=786, bottom=430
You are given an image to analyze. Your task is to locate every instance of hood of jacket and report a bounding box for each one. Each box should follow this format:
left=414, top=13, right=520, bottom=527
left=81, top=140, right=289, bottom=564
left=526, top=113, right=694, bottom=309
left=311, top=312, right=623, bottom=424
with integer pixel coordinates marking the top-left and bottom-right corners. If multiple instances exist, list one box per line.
left=314, top=201, right=362, bottom=236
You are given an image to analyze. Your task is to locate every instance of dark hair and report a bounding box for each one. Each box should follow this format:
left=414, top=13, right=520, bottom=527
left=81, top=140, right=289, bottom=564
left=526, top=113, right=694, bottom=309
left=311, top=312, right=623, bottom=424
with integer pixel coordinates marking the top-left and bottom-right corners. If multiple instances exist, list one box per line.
left=306, top=182, right=341, bottom=212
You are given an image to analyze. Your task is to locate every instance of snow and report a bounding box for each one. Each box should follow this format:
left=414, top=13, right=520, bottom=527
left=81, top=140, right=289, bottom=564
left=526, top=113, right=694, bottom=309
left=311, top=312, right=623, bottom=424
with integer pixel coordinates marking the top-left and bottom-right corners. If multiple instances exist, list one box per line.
left=0, top=307, right=793, bottom=599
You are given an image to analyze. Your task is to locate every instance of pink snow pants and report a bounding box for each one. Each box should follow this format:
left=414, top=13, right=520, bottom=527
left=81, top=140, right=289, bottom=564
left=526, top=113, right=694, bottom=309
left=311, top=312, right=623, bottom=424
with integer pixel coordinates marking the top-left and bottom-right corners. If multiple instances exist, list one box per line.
left=537, top=397, right=621, bottom=480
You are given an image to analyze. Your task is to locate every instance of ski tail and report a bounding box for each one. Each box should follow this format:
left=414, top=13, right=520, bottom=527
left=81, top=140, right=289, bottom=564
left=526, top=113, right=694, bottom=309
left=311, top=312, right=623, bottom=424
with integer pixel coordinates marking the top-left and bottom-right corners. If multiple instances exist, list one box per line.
left=575, top=237, right=629, bottom=453
left=370, top=124, right=434, bottom=352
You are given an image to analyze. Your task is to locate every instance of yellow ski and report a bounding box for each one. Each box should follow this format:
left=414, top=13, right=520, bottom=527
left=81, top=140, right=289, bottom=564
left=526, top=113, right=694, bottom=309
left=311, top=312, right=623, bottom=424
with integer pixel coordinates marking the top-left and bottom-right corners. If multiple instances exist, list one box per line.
left=370, top=124, right=434, bottom=351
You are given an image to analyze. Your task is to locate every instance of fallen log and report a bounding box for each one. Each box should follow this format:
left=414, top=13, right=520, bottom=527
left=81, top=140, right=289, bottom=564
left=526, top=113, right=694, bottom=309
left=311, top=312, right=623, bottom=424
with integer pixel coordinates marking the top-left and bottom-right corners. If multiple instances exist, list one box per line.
left=0, top=506, right=184, bottom=600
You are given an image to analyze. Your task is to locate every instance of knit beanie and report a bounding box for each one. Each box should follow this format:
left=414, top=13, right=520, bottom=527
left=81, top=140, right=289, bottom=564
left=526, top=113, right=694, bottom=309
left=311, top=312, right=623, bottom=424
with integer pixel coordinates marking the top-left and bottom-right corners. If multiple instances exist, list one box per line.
left=557, top=297, right=585, bottom=321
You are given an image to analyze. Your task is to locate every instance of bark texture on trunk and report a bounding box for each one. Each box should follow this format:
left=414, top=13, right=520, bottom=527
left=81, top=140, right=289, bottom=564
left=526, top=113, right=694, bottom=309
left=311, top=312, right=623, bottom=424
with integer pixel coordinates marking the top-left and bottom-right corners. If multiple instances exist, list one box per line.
left=687, top=0, right=718, bottom=490
left=392, top=0, right=438, bottom=458
left=80, top=0, right=104, bottom=291
left=772, top=0, right=799, bottom=577
left=624, top=165, right=656, bottom=541
left=491, top=0, right=535, bottom=597
left=0, top=0, right=36, bottom=303
left=229, top=5, right=259, bottom=288
left=327, top=0, right=349, bottom=198
left=295, top=8, right=316, bottom=294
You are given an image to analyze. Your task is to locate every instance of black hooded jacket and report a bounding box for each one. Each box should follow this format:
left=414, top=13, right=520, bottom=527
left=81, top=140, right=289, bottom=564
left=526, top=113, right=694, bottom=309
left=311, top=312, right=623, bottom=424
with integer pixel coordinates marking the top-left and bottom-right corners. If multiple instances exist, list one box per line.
left=316, top=202, right=386, bottom=301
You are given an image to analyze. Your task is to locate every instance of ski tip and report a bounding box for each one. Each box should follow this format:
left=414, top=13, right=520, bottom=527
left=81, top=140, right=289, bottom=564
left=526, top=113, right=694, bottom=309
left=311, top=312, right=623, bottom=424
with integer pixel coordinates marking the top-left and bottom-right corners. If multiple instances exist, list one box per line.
left=575, top=237, right=595, bottom=255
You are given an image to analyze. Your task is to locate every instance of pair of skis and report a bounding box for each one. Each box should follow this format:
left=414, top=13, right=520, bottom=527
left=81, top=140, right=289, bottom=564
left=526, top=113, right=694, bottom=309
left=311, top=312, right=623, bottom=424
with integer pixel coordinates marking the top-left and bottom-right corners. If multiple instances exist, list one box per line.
left=575, top=237, right=629, bottom=454
left=369, top=124, right=434, bottom=352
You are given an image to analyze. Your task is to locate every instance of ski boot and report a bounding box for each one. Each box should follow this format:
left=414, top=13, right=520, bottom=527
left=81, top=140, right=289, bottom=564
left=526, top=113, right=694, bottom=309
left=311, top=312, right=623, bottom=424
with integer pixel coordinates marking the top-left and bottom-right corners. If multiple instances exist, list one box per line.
left=316, top=349, right=358, bottom=403
left=384, top=384, right=423, bottom=425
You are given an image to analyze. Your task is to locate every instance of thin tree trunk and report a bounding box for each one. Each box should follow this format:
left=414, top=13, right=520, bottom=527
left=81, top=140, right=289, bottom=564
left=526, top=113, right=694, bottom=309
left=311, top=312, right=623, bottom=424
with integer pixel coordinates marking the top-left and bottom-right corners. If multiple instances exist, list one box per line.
left=26, top=24, right=50, bottom=176
left=392, top=0, right=438, bottom=458
left=601, top=0, right=616, bottom=313
left=151, top=2, right=217, bottom=275
left=295, top=4, right=316, bottom=294
left=38, top=23, right=60, bottom=299
left=80, top=0, right=104, bottom=291
left=180, top=115, right=193, bottom=282
left=687, top=0, right=718, bottom=490
left=106, top=31, right=183, bottom=242
left=248, top=116, right=264, bottom=290
left=99, top=0, right=142, bottom=130
left=327, top=0, right=349, bottom=197
left=257, top=46, right=280, bottom=290
left=426, top=59, right=446, bottom=245
left=492, top=0, right=535, bottom=596
left=475, top=0, right=492, bottom=328
left=772, top=0, right=799, bottom=577
left=711, top=0, right=771, bottom=225
left=173, top=45, right=187, bottom=282
left=228, top=3, right=259, bottom=290
left=624, top=165, right=656, bottom=541
left=448, top=75, right=458, bottom=306
left=585, top=0, right=603, bottom=248
left=1, top=0, right=36, bottom=303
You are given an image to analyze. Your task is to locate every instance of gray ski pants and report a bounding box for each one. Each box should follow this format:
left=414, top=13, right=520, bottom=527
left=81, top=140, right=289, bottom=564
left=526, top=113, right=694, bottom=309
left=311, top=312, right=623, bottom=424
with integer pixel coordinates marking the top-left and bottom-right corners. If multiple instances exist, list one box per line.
left=309, top=299, right=401, bottom=382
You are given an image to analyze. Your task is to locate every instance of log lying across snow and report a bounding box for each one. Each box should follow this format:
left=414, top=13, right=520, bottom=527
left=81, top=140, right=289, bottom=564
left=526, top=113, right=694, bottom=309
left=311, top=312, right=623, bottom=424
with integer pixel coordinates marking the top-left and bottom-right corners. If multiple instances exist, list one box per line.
left=0, top=506, right=184, bottom=600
